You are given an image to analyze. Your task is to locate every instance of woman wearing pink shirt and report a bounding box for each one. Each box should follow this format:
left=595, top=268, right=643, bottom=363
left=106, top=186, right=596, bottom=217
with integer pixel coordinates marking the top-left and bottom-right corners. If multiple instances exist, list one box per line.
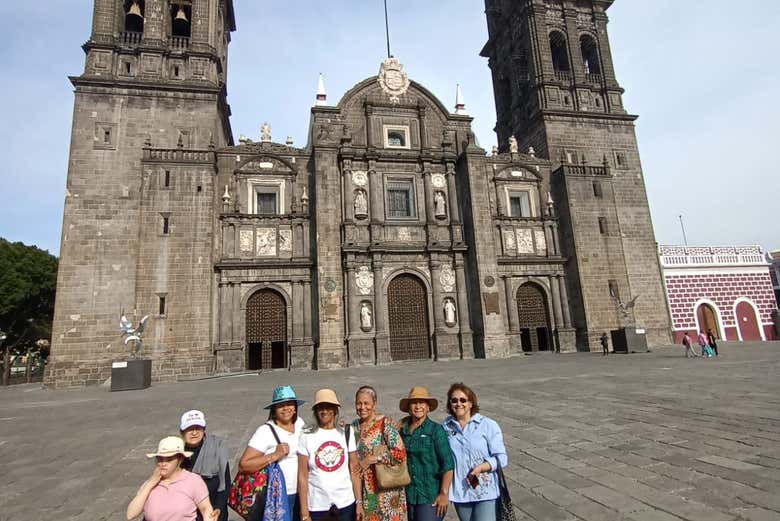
left=126, top=436, right=220, bottom=521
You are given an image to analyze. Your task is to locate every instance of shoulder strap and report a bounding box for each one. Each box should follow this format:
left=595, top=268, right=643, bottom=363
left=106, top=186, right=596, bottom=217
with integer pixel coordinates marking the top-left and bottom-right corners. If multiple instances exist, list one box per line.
left=266, top=422, right=282, bottom=444
left=344, top=424, right=351, bottom=449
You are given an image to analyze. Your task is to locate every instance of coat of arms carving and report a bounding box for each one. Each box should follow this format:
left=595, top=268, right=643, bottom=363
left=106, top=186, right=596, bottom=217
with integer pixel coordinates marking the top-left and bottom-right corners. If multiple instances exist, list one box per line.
left=378, top=57, right=411, bottom=102
left=355, top=266, right=374, bottom=295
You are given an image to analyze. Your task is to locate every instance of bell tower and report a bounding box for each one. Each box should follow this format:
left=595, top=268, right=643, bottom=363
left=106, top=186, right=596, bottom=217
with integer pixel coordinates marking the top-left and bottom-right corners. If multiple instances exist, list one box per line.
left=46, top=0, right=236, bottom=387
left=481, top=0, right=671, bottom=350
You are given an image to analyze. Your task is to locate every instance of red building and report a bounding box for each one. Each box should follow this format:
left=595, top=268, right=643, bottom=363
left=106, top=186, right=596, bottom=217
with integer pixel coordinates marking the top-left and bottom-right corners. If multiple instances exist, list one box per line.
left=660, top=246, right=777, bottom=343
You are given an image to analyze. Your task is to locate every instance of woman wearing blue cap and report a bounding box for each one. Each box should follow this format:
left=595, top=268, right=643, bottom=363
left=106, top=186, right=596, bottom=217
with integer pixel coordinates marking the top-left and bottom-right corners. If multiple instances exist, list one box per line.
left=239, top=386, right=307, bottom=521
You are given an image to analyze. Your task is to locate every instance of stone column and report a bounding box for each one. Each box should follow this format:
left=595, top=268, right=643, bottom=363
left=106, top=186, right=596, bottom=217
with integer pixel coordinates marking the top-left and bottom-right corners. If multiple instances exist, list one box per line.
left=369, top=169, right=384, bottom=244
left=142, top=0, right=166, bottom=42
left=418, top=106, right=429, bottom=149
left=365, top=105, right=375, bottom=148
left=558, top=275, right=572, bottom=328
left=343, top=169, right=353, bottom=222
left=495, top=181, right=506, bottom=216
left=218, top=283, right=230, bottom=344
left=454, top=256, right=473, bottom=358
left=429, top=259, right=445, bottom=331
left=346, top=266, right=361, bottom=335
left=503, top=276, right=519, bottom=332
left=423, top=171, right=435, bottom=225
left=232, top=283, right=242, bottom=346
left=550, top=277, right=564, bottom=330
left=292, top=280, right=303, bottom=342
left=373, top=260, right=389, bottom=363
left=445, top=164, right=461, bottom=223
left=303, top=280, right=313, bottom=343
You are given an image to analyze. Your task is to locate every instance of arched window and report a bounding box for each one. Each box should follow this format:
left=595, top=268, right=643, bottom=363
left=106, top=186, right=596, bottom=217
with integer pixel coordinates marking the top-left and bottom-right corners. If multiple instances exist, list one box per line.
left=580, top=35, right=601, bottom=77
left=124, top=0, right=144, bottom=33
left=171, top=2, right=192, bottom=38
left=549, top=31, right=570, bottom=73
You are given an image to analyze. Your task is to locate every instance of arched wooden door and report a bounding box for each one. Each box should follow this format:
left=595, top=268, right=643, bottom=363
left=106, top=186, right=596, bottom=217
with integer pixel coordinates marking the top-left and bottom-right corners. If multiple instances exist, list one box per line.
left=736, top=301, right=762, bottom=341
left=246, top=289, right=287, bottom=369
left=516, top=283, right=552, bottom=352
left=387, top=274, right=431, bottom=361
left=696, top=303, right=721, bottom=338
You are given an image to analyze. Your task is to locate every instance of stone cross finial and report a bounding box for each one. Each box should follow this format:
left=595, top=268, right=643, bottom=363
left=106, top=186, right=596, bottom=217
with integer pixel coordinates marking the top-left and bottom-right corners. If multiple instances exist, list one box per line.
left=260, top=123, right=271, bottom=143
left=508, top=136, right=518, bottom=154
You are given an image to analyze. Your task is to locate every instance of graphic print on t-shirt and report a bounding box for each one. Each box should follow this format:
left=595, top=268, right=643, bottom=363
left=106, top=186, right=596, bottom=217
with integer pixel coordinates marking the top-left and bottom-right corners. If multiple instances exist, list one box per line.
left=314, top=440, right=345, bottom=472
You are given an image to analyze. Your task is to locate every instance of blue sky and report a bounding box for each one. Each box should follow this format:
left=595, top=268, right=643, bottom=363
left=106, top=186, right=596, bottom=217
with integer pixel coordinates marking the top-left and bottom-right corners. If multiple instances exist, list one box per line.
left=1, top=0, right=779, bottom=256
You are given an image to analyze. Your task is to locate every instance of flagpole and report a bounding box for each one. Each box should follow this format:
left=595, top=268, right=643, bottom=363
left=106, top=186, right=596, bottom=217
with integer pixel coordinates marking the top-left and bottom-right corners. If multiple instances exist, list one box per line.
left=384, top=0, right=391, bottom=58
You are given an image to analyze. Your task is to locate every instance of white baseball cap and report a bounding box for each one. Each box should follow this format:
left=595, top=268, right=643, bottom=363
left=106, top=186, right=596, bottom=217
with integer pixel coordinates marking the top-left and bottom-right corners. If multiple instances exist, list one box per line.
left=180, top=409, right=206, bottom=431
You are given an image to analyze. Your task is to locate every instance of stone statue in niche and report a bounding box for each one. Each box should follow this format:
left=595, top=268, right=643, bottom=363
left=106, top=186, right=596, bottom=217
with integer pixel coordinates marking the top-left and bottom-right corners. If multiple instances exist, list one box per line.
left=508, top=135, right=518, bottom=154
left=444, top=299, right=457, bottom=326
left=434, top=191, right=447, bottom=219
left=360, top=302, right=373, bottom=331
left=354, top=189, right=368, bottom=219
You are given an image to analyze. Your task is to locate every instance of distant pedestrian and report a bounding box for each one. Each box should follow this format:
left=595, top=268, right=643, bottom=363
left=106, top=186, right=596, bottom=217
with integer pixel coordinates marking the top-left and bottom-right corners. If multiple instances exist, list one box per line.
left=698, top=330, right=714, bottom=357
left=600, top=333, right=609, bottom=356
left=682, top=332, right=698, bottom=358
left=707, top=329, right=719, bottom=356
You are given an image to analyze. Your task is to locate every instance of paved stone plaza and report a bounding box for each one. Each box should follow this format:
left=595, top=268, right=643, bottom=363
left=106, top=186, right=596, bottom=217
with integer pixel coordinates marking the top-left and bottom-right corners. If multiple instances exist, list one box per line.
left=2, top=342, right=780, bottom=521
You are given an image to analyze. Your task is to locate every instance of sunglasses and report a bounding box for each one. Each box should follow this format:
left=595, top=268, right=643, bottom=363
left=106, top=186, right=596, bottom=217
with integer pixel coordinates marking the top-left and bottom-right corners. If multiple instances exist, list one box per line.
left=450, top=397, right=469, bottom=404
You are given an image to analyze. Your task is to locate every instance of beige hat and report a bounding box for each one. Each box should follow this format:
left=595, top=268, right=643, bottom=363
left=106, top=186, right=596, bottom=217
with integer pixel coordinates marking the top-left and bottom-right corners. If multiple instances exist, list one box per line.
left=399, top=386, right=439, bottom=413
left=312, top=388, right=341, bottom=408
left=146, top=436, right=193, bottom=459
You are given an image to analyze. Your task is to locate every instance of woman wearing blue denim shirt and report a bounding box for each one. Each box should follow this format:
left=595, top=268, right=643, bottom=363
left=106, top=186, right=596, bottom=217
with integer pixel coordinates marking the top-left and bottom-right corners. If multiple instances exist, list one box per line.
left=442, top=383, right=508, bottom=521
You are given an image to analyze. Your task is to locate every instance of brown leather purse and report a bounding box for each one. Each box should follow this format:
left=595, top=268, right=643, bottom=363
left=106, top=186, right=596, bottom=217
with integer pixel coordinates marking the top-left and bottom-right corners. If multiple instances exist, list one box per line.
left=372, top=418, right=411, bottom=490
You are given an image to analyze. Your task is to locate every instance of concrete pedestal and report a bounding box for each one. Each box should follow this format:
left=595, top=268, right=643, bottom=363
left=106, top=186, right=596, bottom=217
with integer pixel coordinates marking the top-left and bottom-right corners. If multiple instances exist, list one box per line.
left=110, top=359, right=152, bottom=391
left=610, top=328, right=648, bottom=354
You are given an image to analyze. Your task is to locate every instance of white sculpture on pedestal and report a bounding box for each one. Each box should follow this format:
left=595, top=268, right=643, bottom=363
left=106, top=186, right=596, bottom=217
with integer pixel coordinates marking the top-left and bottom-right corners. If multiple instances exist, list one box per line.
left=360, top=302, right=373, bottom=331
left=444, top=299, right=457, bottom=326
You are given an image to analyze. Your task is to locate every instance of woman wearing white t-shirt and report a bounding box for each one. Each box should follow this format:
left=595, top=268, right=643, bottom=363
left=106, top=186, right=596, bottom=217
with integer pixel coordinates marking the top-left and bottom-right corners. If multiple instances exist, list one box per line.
left=298, top=389, right=363, bottom=521
left=239, top=385, right=307, bottom=521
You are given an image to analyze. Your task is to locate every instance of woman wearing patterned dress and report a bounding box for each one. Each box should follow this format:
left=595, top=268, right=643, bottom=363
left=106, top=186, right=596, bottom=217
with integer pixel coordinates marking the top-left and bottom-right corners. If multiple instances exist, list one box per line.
left=352, top=385, right=408, bottom=521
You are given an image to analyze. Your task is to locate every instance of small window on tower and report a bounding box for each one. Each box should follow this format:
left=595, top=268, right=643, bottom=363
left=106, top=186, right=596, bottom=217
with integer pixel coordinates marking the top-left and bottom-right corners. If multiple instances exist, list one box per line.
left=174, top=65, right=180, bottom=78
left=509, top=191, right=532, bottom=218
left=580, top=35, right=602, bottom=77
left=124, top=61, right=132, bottom=75
left=608, top=280, right=620, bottom=299
left=158, top=295, right=167, bottom=316
left=598, top=217, right=608, bottom=235
left=162, top=216, right=170, bottom=235
left=164, top=171, right=171, bottom=188
left=103, top=129, right=112, bottom=144
left=549, top=31, right=570, bottom=73
left=593, top=181, right=603, bottom=198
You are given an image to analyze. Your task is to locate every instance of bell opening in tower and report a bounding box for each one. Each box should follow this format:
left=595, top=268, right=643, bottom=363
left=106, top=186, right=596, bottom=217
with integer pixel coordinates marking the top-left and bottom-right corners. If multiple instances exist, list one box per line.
left=171, top=2, right=192, bottom=39
left=124, top=0, right=144, bottom=34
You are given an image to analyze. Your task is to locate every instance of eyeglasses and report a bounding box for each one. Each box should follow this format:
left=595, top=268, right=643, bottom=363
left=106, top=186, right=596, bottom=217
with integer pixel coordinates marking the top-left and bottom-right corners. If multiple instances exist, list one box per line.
left=450, top=397, right=469, bottom=404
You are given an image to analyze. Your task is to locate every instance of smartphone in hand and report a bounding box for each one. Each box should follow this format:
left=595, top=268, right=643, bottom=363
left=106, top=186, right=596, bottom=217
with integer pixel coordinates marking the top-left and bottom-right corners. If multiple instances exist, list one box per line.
left=468, top=474, right=479, bottom=488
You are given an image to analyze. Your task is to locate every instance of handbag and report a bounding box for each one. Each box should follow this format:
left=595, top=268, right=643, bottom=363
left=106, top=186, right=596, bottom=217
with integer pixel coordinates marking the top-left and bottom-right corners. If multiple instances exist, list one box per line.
left=228, top=423, right=282, bottom=520
left=372, top=417, right=411, bottom=490
left=495, top=466, right=517, bottom=521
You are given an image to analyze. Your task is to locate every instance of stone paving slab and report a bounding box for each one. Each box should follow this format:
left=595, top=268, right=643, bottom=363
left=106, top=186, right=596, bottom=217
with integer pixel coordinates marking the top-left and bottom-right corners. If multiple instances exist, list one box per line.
left=1, top=342, right=780, bottom=521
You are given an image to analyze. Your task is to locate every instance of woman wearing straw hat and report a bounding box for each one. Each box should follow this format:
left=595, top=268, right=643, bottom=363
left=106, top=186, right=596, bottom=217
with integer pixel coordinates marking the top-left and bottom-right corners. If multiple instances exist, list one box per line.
left=126, top=436, right=221, bottom=521
left=399, top=387, right=454, bottom=521
left=442, top=383, right=507, bottom=521
left=239, top=385, right=307, bottom=521
left=297, top=389, right=362, bottom=521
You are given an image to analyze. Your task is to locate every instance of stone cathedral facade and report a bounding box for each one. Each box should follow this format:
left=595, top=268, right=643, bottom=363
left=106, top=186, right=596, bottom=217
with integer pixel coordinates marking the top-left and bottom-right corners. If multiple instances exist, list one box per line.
left=46, top=0, right=671, bottom=387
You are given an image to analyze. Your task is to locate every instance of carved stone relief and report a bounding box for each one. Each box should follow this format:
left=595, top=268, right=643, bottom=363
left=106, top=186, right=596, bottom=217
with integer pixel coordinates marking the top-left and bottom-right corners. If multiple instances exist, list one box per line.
left=397, top=227, right=412, bottom=241
left=503, top=230, right=516, bottom=254
left=240, top=230, right=254, bottom=254
left=534, top=230, right=547, bottom=255
left=256, top=228, right=276, bottom=256
left=440, top=265, right=456, bottom=292
left=355, top=266, right=374, bottom=295
left=278, top=229, right=292, bottom=252
left=431, top=174, right=446, bottom=189
left=360, top=301, right=373, bottom=331
left=516, top=229, right=534, bottom=254
left=352, top=171, right=368, bottom=187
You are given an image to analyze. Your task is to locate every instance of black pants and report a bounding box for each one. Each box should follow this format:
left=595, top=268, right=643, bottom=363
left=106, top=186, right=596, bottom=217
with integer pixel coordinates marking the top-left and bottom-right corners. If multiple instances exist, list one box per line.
left=310, top=502, right=356, bottom=521
left=711, top=343, right=718, bottom=356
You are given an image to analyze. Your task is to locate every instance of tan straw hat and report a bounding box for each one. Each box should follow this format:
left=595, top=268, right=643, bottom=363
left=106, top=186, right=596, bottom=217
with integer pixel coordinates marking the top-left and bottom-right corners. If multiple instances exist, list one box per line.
left=399, top=386, right=439, bottom=413
left=146, top=436, right=193, bottom=459
left=312, top=388, right=341, bottom=408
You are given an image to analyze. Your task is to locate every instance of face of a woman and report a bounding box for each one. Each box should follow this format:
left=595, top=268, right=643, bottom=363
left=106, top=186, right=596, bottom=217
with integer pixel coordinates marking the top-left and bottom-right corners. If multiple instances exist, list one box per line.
left=182, top=426, right=205, bottom=447
left=409, top=399, right=430, bottom=421
left=156, top=455, right=181, bottom=479
left=273, top=402, right=297, bottom=424
left=450, top=390, right=472, bottom=419
left=314, top=404, right=337, bottom=427
left=355, top=392, right=377, bottom=420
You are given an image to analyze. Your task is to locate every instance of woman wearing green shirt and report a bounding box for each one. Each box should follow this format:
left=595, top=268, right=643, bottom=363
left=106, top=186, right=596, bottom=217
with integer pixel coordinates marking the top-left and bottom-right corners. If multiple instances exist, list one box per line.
left=398, top=386, right=455, bottom=521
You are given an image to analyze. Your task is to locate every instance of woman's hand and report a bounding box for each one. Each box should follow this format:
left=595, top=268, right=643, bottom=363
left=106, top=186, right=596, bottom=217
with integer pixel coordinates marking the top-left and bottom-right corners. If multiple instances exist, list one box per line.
left=433, top=492, right=449, bottom=517
left=468, top=462, right=491, bottom=477
left=272, top=442, right=290, bottom=461
left=359, top=454, right=379, bottom=470
left=209, top=509, right=221, bottom=521
left=356, top=502, right=364, bottom=521
left=148, top=467, right=162, bottom=486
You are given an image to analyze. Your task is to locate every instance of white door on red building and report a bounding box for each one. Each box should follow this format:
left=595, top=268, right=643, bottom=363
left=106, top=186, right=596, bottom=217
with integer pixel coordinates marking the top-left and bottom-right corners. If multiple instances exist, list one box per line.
left=735, top=301, right=762, bottom=341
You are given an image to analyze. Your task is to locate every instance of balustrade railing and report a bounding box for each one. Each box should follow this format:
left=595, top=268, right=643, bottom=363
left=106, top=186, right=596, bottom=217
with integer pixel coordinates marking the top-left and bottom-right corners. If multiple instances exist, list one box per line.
left=170, top=36, right=190, bottom=50
left=586, top=73, right=602, bottom=84
left=556, top=165, right=609, bottom=177
left=120, top=31, right=143, bottom=46
left=143, top=148, right=214, bottom=162
left=554, top=70, right=571, bottom=83
left=659, top=246, right=767, bottom=268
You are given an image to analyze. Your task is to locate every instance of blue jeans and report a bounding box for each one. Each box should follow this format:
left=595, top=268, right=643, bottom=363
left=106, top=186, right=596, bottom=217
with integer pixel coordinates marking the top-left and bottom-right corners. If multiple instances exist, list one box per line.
left=453, top=499, right=496, bottom=521
left=408, top=503, right=443, bottom=521
left=287, top=493, right=300, bottom=521
left=310, top=502, right=356, bottom=521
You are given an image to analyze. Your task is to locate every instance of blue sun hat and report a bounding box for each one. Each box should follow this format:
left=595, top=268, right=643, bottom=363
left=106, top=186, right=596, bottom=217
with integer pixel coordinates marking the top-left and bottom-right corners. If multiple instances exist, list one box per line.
left=264, top=385, right=306, bottom=410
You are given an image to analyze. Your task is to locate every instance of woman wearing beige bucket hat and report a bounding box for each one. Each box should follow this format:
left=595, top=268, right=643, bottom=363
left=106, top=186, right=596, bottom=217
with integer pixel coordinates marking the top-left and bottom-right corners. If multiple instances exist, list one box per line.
left=297, top=389, right=363, bottom=521
left=399, top=387, right=454, bottom=521
left=126, top=436, right=220, bottom=521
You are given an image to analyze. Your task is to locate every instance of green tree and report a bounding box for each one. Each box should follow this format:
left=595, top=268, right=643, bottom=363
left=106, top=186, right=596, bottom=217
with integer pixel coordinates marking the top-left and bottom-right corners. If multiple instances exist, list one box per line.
left=0, top=238, right=58, bottom=355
